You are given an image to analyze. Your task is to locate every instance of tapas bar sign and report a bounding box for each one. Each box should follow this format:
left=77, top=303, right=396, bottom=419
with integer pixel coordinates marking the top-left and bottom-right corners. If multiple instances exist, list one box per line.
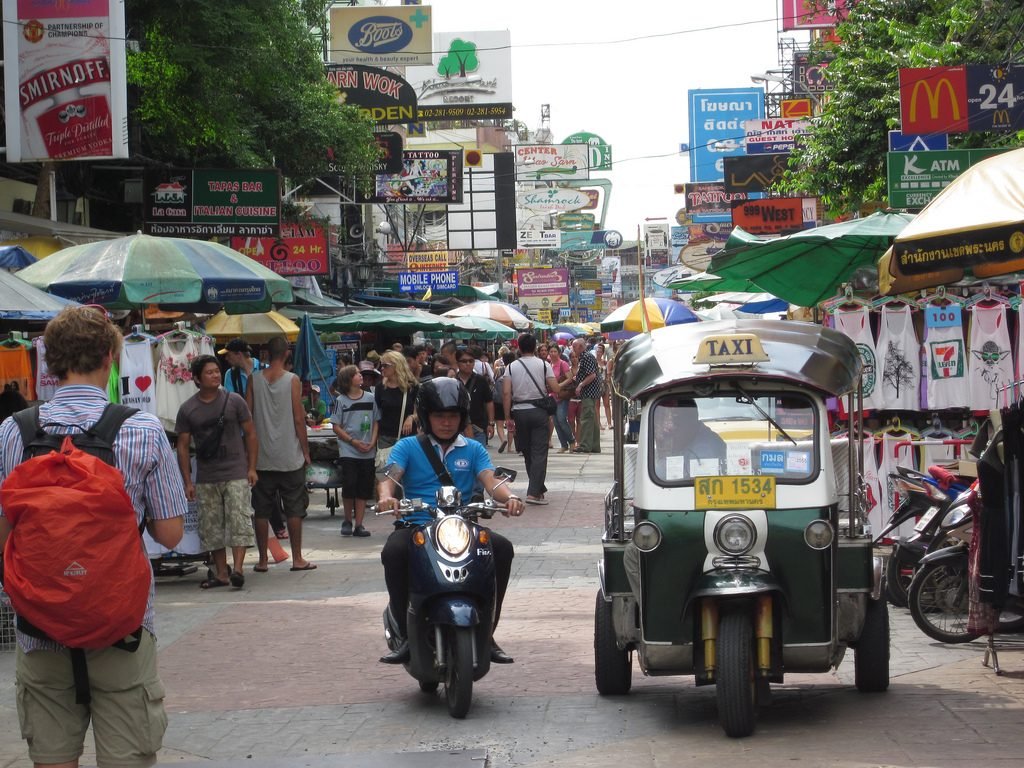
left=144, top=168, right=281, bottom=237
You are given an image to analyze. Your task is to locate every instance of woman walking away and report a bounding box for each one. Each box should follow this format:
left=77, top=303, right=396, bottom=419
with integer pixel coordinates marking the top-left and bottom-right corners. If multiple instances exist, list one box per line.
left=331, top=365, right=378, bottom=537
left=503, top=333, right=558, bottom=505
left=594, top=342, right=612, bottom=428
left=492, top=349, right=514, bottom=453
left=374, top=350, right=419, bottom=476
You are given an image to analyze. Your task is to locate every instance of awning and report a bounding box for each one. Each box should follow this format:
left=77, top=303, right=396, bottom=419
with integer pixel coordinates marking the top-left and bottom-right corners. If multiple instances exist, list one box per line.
left=0, top=210, right=122, bottom=245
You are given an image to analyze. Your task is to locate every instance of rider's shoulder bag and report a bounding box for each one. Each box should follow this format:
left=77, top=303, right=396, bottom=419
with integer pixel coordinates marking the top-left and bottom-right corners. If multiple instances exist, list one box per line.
left=416, top=433, right=455, bottom=485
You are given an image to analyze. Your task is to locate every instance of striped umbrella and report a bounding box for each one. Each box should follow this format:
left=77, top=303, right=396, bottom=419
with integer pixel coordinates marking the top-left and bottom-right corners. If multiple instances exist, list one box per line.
left=600, top=297, right=700, bottom=339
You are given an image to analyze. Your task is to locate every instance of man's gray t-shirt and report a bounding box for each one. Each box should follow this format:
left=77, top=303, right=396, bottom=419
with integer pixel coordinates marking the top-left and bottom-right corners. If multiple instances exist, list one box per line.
left=175, top=390, right=251, bottom=483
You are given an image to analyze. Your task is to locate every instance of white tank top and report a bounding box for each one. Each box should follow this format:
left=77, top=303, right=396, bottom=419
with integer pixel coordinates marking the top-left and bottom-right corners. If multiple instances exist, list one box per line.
left=119, top=338, right=158, bottom=416
left=876, top=304, right=920, bottom=411
left=967, top=303, right=1013, bottom=411
left=879, top=431, right=917, bottom=540
left=924, top=323, right=969, bottom=411
left=861, top=437, right=883, bottom=538
left=834, top=307, right=882, bottom=412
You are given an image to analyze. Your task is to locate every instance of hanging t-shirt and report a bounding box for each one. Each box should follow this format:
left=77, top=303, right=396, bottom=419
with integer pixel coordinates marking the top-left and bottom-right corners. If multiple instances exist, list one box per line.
left=834, top=307, right=882, bottom=412
left=876, top=304, right=920, bottom=411
left=967, top=303, right=1014, bottom=412
left=0, top=343, right=35, bottom=400
left=119, top=338, right=158, bottom=416
left=155, top=334, right=200, bottom=431
left=923, top=304, right=970, bottom=411
left=862, top=437, right=884, bottom=538
left=33, top=336, right=58, bottom=401
left=879, top=431, right=917, bottom=540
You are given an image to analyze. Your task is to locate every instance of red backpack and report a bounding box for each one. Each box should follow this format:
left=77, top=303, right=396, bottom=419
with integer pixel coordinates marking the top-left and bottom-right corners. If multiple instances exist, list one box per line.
left=1, top=404, right=150, bottom=650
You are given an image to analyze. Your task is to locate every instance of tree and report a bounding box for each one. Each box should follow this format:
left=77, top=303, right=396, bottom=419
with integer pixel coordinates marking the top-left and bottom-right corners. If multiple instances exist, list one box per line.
left=777, top=0, right=1024, bottom=216
left=438, top=39, right=479, bottom=78
left=125, top=0, right=378, bottom=189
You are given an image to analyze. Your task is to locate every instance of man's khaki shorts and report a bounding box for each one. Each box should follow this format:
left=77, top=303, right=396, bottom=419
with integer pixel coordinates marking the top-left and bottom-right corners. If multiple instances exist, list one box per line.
left=196, top=478, right=257, bottom=550
left=15, top=630, right=167, bottom=768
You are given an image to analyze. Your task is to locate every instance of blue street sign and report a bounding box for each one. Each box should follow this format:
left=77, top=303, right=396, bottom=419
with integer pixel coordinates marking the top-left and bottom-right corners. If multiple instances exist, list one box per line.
left=888, top=130, right=948, bottom=152
left=398, top=270, right=459, bottom=292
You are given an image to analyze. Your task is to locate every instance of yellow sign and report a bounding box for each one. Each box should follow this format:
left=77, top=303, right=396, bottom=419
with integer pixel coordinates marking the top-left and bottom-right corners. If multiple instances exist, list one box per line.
left=908, top=78, right=960, bottom=123
left=407, top=250, right=450, bottom=271
left=695, top=476, right=776, bottom=510
left=537, top=308, right=552, bottom=324
left=693, top=334, right=770, bottom=366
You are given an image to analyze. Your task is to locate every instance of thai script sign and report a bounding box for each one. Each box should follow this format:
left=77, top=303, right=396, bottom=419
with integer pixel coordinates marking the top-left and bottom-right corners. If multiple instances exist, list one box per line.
left=230, top=223, right=328, bottom=276
left=743, top=118, right=812, bottom=154
left=688, top=87, right=764, bottom=182
left=329, top=5, right=433, bottom=67
left=144, top=168, right=281, bottom=237
left=2, top=0, right=129, bottom=162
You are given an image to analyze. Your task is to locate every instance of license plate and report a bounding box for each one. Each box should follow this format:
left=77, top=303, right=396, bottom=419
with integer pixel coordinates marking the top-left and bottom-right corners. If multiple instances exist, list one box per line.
left=695, top=476, right=776, bottom=510
left=913, top=506, right=939, bottom=532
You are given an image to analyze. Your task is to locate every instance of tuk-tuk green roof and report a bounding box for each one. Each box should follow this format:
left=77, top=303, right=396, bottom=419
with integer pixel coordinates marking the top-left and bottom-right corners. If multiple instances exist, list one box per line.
left=611, top=319, right=862, bottom=400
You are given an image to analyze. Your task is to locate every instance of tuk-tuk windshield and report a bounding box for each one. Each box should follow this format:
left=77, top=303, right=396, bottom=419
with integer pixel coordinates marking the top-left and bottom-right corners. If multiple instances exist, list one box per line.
left=649, top=392, right=818, bottom=485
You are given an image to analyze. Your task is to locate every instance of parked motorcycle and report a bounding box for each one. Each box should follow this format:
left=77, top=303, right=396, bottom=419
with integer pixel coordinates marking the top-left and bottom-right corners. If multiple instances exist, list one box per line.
left=877, top=465, right=970, bottom=608
left=377, top=466, right=516, bottom=718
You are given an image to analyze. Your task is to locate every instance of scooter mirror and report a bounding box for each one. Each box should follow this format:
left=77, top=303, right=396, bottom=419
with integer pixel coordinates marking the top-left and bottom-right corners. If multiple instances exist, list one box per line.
left=493, top=466, right=517, bottom=483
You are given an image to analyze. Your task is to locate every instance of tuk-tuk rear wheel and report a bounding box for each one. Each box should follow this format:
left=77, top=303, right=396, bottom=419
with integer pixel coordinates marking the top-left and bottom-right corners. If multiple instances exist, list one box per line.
left=717, top=612, right=758, bottom=738
left=594, top=590, right=632, bottom=695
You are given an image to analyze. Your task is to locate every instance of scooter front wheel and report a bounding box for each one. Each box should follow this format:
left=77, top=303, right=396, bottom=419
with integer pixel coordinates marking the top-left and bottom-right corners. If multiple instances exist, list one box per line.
left=908, top=559, right=975, bottom=643
left=445, top=626, right=474, bottom=718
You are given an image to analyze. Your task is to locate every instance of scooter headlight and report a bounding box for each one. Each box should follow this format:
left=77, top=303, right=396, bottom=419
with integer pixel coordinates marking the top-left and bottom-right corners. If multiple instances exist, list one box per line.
left=714, top=516, right=756, bottom=555
left=435, top=516, right=472, bottom=558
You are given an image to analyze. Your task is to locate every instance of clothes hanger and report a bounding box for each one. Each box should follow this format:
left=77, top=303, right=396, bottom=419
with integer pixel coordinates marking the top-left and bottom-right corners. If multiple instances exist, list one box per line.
left=821, top=284, right=873, bottom=313
left=874, top=416, right=921, bottom=439
left=916, top=285, right=965, bottom=308
left=871, top=294, right=915, bottom=310
left=921, top=413, right=954, bottom=438
left=965, top=283, right=1011, bottom=309
left=154, top=321, right=197, bottom=340
left=125, top=324, right=154, bottom=342
left=1, top=331, right=30, bottom=348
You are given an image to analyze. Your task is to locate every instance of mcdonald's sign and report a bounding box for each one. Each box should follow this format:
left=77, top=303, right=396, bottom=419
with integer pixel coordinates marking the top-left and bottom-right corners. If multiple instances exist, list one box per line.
left=899, top=67, right=968, bottom=133
left=965, top=63, right=1024, bottom=132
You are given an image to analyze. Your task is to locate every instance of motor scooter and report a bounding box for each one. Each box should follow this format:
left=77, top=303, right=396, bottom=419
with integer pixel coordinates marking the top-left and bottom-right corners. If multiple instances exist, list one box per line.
left=377, top=466, right=516, bottom=718
left=876, top=465, right=971, bottom=607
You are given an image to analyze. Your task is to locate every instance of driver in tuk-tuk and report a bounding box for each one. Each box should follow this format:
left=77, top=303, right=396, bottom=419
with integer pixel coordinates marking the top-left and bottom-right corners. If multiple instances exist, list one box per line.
left=653, top=398, right=728, bottom=480
left=626, top=397, right=728, bottom=599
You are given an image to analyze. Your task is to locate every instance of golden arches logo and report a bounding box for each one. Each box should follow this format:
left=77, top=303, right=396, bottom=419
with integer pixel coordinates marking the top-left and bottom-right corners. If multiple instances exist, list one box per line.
left=908, top=78, right=961, bottom=123
left=992, top=109, right=1012, bottom=127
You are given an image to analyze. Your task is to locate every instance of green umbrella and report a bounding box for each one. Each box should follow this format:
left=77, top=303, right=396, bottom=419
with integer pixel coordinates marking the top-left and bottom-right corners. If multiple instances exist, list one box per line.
left=706, top=211, right=915, bottom=307
left=294, top=308, right=453, bottom=333
left=667, top=271, right=764, bottom=293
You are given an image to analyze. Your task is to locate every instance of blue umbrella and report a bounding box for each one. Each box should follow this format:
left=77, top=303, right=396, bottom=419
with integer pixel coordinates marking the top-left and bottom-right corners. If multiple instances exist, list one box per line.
left=292, top=313, right=335, bottom=409
left=0, top=245, right=37, bottom=270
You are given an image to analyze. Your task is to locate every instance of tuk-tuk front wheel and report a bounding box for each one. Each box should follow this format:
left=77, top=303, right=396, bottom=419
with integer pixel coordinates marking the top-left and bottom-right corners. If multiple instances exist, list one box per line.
left=717, top=611, right=758, bottom=738
left=853, top=596, right=890, bottom=692
left=594, top=590, right=632, bottom=695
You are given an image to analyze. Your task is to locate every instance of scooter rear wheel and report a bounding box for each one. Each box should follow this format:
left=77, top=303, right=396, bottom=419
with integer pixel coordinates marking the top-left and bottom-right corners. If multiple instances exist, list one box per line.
left=884, top=551, right=911, bottom=608
left=444, top=626, right=474, bottom=719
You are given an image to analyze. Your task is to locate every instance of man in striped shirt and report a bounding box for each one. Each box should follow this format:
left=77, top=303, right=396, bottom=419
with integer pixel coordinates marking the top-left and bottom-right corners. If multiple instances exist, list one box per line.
left=0, top=306, right=187, bottom=768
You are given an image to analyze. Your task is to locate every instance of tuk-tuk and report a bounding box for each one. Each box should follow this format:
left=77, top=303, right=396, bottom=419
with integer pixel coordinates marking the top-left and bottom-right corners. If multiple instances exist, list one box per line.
left=596, top=320, right=888, bottom=738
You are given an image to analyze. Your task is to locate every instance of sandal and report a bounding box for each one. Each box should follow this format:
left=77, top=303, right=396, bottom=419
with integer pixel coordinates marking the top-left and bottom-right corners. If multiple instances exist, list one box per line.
left=229, top=570, right=245, bottom=588
left=274, top=529, right=289, bottom=540
left=200, top=577, right=229, bottom=589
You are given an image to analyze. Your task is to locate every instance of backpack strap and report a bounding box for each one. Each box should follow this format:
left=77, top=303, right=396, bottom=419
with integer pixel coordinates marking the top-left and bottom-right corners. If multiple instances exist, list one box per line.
left=12, top=405, right=47, bottom=460
left=416, top=433, right=455, bottom=486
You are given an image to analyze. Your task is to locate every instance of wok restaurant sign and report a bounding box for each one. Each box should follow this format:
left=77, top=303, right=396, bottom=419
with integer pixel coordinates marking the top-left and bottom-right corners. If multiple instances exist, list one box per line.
left=230, top=223, right=328, bottom=276
left=144, top=168, right=281, bottom=237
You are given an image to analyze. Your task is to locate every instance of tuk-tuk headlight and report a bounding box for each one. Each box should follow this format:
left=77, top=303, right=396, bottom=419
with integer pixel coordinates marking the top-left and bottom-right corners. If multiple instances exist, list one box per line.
left=435, top=517, right=472, bottom=558
left=714, top=516, right=756, bottom=555
left=632, top=521, right=662, bottom=553
left=804, top=519, right=834, bottom=550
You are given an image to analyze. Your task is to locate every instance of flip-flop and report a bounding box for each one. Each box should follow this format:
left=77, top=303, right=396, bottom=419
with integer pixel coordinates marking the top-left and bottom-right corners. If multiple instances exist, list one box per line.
left=200, top=577, right=229, bottom=589
left=229, top=570, right=245, bottom=588
left=290, top=563, right=318, bottom=571
left=526, top=497, right=549, bottom=505
left=252, top=565, right=269, bottom=573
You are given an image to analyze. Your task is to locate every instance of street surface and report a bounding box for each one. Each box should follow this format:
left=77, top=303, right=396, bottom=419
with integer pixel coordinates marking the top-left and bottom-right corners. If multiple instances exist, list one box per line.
left=1, top=444, right=1022, bottom=768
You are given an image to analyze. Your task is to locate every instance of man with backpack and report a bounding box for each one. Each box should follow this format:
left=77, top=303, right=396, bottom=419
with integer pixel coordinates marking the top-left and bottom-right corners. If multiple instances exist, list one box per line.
left=0, top=305, right=187, bottom=768
left=218, top=337, right=260, bottom=397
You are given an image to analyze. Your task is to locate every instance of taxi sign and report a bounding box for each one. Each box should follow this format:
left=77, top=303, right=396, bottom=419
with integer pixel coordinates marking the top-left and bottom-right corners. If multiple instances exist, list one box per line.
left=695, top=476, right=776, bottom=510
left=694, top=334, right=770, bottom=366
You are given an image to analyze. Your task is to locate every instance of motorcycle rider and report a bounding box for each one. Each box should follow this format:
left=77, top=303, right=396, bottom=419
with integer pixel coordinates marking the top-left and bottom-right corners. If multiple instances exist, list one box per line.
left=376, top=377, right=525, bottom=664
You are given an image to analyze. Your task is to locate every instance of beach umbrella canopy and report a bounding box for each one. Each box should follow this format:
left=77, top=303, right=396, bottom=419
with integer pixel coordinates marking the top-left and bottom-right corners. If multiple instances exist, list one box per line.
left=16, top=233, right=293, bottom=314
left=0, top=268, right=78, bottom=320
left=879, top=147, right=1024, bottom=294
left=441, top=300, right=532, bottom=329
left=292, top=313, right=334, bottom=406
left=600, top=297, right=700, bottom=339
left=0, top=244, right=37, bottom=271
left=707, top=210, right=915, bottom=307
left=292, top=307, right=453, bottom=333
left=204, top=310, right=300, bottom=343
left=443, top=315, right=517, bottom=340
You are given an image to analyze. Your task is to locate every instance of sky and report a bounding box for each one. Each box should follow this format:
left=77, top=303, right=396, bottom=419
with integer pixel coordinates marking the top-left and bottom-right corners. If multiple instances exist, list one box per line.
left=424, top=0, right=804, bottom=236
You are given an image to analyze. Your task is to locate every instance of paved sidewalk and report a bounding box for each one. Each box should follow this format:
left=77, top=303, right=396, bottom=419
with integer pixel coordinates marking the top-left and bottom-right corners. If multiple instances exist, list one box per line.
left=2, top=446, right=1023, bottom=768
